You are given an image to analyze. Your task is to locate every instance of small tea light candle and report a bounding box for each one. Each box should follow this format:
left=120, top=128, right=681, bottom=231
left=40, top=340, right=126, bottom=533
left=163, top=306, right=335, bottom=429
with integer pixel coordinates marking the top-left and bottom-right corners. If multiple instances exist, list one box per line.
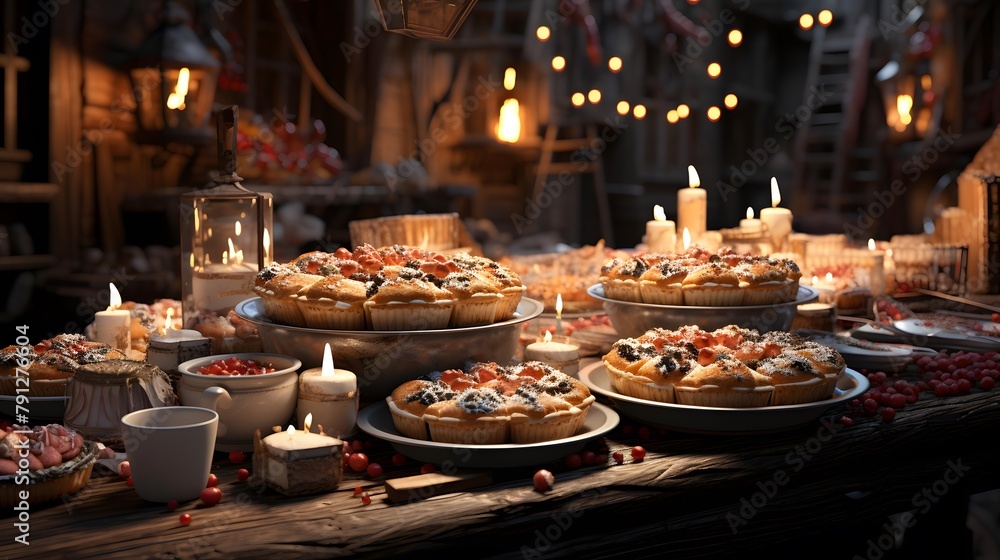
left=524, top=331, right=580, bottom=376
left=297, top=343, right=359, bottom=438
left=760, top=178, right=793, bottom=252
left=645, top=205, right=676, bottom=253
left=93, top=283, right=131, bottom=352
left=810, top=273, right=837, bottom=304
left=740, top=207, right=762, bottom=234
left=253, top=414, right=343, bottom=497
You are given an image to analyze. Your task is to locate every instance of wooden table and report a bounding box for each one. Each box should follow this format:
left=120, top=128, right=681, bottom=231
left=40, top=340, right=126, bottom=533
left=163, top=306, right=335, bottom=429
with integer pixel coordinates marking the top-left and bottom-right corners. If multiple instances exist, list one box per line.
left=2, top=373, right=998, bottom=559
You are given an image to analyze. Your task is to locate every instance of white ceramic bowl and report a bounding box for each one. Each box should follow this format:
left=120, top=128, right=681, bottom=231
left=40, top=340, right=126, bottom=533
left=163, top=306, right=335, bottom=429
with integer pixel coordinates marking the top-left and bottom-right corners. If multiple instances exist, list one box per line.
left=177, top=353, right=302, bottom=452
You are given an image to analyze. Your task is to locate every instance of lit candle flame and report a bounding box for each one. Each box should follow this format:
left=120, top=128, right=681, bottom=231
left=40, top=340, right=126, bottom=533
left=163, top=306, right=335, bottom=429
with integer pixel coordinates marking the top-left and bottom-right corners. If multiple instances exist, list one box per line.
left=897, top=94, right=913, bottom=126
left=304, top=413, right=313, bottom=433
left=235, top=221, right=242, bottom=236
left=322, top=342, right=334, bottom=377
left=263, top=227, right=271, bottom=260
left=496, top=99, right=521, bottom=143
left=222, top=250, right=228, bottom=265
left=165, top=67, right=190, bottom=110
left=746, top=207, right=754, bottom=220
left=812, top=275, right=819, bottom=285
left=161, top=307, right=175, bottom=335
left=653, top=205, right=666, bottom=221
left=503, top=67, right=516, bottom=91
left=868, top=238, right=876, bottom=251
left=770, top=177, right=782, bottom=207
left=108, top=283, right=122, bottom=311
left=287, top=425, right=296, bottom=438
left=227, top=238, right=243, bottom=265
left=555, top=293, right=563, bottom=320
left=687, top=165, right=701, bottom=189
left=682, top=227, right=691, bottom=250
left=543, top=330, right=553, bottom=343
left=825, top=272, right=834, bottom=281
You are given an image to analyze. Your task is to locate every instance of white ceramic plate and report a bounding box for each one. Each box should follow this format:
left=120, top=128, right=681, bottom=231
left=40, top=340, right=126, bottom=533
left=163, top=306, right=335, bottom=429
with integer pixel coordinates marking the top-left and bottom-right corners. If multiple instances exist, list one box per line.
left=578, top=363, right=868, bottom=434
left=0, top=395, right=68, bottom=420
left=357, top=402, right=619, bottom=468
left=853, top=321, right=1000, bottom=352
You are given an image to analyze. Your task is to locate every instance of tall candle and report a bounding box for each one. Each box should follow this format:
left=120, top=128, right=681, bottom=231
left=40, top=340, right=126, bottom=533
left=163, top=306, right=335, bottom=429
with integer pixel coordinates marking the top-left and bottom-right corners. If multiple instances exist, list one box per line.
left=297, top=343, right=358, bottom=438
left=645, top=205, right=676, bottom=253
left=867, top=238, right=887, bottom=296
left=759, top=177, right=793, bottom=252
left=677, top=165, right=707, bottom=243
left=93, top=283, right=131, bottom=352
left=740, top=207, right=763, bottom=234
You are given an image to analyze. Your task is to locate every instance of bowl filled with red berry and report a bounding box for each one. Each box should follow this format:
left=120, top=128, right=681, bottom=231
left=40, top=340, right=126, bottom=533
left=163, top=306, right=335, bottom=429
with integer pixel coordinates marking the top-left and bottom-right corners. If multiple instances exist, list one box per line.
left=177, top=353, right=302, bottom=452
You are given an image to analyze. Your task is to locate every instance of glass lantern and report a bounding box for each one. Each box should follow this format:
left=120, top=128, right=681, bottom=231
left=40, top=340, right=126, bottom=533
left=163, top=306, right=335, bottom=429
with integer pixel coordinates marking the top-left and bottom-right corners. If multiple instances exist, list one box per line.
left=181, top=107, right=274, bottom=328
left=127, top=1, right=219, bottom=145
left=373, top=0, right=478, bottom=41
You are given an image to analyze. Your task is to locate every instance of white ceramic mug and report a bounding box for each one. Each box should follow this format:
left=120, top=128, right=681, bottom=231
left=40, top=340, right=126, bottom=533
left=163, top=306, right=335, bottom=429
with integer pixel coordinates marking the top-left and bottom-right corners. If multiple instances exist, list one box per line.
left=121, top=406, right=219, bottom=503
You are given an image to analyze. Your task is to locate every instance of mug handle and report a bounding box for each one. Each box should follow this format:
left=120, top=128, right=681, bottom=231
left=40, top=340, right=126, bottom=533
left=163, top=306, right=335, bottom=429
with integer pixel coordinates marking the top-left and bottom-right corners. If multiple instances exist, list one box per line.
left=201, top=386, right=233, bottom=411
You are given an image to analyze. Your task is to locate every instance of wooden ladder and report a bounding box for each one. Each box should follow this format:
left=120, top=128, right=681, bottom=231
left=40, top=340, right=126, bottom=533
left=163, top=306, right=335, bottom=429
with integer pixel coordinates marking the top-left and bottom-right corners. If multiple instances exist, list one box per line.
left=533, top=122, right=615, bottom=245
left=792, top=15, right=873, bottom=217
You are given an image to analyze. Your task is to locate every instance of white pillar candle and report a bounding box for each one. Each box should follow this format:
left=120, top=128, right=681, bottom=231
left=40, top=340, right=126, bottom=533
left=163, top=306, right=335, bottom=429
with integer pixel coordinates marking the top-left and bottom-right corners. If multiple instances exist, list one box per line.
left=524, top=331, right=580, bottom=376
left=867, top=238, right=887, bottom=296
left=93, top=283, right=131, bottom=352
left=297, top=344, right=358, bottom=438
left=740, top=207, right=763, bottom=234
left=677, top=165, right=707, bottom=243
left=760, top=177, right=793, bottom=252
left=645, top=205, right=677, bottom=253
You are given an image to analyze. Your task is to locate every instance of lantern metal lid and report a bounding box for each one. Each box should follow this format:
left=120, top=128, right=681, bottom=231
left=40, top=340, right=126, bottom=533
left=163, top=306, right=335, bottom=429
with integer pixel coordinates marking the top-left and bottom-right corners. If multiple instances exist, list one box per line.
left=127, top=1, right=220, bottom=145
left=373, top=0, right=479, bottom=41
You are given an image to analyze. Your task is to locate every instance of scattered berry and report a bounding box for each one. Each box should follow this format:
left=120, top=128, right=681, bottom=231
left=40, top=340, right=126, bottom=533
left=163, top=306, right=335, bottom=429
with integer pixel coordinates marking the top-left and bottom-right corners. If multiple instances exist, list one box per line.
left=581, top=451, right=597, bottom=466
left=126, top=477, right=134, bottom=487
left=367, top=463, right=383, bottom=478
left=631, top=446, right=646, bottom=462
left=350, top=440, right=364, bottom=453
left=564, top=453, right=582, bottom=469
left=838, top=415, right=854, bottom=427
left=889, top=394, right=906, bottom=409
left=348, top=453, right=369, bottom=473
left=118, top=461, right=132, bottom=479
left=533, top=469, right=555, bottom=492
left=237, top=468, right=250, bottom=481
left=595, top=454, right=608, bottom=464
left=199, top=487, right=222, bottom=506
left=981, top=377, right=996, bottom=390
left=863, top=398, right=878, bottom=413
left=229, top=450, right=246, bottom=464
left=391, top=453, right=406, bottom=467
left=353, top=486, right=364, bottom=497
left=957, top=379, right=972, bottom=393
left=880, top=407, right=896, bottom=422
left=361, top=492, right=372, bottom=506
left=207, top=474, right=218, bottom=487
left=179, top=513, right=192, bottom=526
left=612, top=451, right=624, bottom=464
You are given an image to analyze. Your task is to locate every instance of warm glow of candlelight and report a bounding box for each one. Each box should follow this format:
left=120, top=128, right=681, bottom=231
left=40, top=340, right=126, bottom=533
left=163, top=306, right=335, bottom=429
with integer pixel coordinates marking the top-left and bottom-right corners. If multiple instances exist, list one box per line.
left=303, top=413, right=313, bottom=433
left=812, top=275, right=819, bottom=285
left=608, top=56, right=622, bottom=72
left=868, top=238, right=877, bottom=251
left=770, top=177, right=782, bottom=207
left=677, top=104, right=690, bottom=118
left=497, top=99, right=521, bottom=143
left=166, top=67, right=190, bottom=110
left=826, top=272, right=834, bottom=282
left=322, top=342, right=334, bottom=377
left=666, top=110, right=679, bottom=124
left=799, top=13, right=814, bottom=30
left=728, top=29, right=743, bottom=47
left=287, top=425, right=296, bottom=438
left=633, top=104, right=647, bottom=119
left=682, top=228, right=691, bottom=250
left=897, top=94, right=913, bottom=126
left=555, top=293, right=563, bottom=319
left=543, top=330, right=552, bottom=344
left=707, top=62, right=721, bottom=78
left=654, top=205, right=667, bottom=221
left=707, top=106, right=721, bottom=121
left=235, top=220, right=242, bottom=236
left=552, top=56, right=566, bottom=71
left=503, top=68, right=516, bottom=91
left=571, top=92, right=585, bottom=107
left=746, top=207, right=754, bottom=220
left=818, top=10, right=833, bottom=26
left=108, top=283, right=122, bottom=311
left=536, top=26, right=550, bottom=41
left=616, top=101, right=630, bottom=115
left=688, top=165, right=701, bottom=189
left=189, top=253, right=195, bottom=268
left=588, top=89, right=601, bottom=104
left=724, top=94, right=738, bottom=109
left=263, top=228, right=271, bottom=260
left=162, top=307, right=175, bottom=335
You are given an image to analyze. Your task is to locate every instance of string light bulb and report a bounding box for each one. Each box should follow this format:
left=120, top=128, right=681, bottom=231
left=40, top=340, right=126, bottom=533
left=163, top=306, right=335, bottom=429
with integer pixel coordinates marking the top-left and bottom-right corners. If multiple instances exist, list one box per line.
left=633, top=104, right=647, bottom=120
left=666, top=110, right=679, bottom=124
left=551, top=56, right=566, bottom=71
left=799, top=14, right=814, bottom=30
left=676, top=104, right=690, bottom=119
left=608, top=56, right=622, bottom=73
left=616, top=101, right=630, bottom=115
left=536, top=26, right=551, bottom=41
left=724, top=94, right=738, bottom=109
left=707, top=106, right=721, bottom=121
left=588, top=89, right=602, bottom=104
left=818, top=10, right=833, bottom=26
left=728, top=29, right=743, bottom=47
left=707, top=62, right=721, bottom=78
left=571, top=92, right=585, bottom=107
